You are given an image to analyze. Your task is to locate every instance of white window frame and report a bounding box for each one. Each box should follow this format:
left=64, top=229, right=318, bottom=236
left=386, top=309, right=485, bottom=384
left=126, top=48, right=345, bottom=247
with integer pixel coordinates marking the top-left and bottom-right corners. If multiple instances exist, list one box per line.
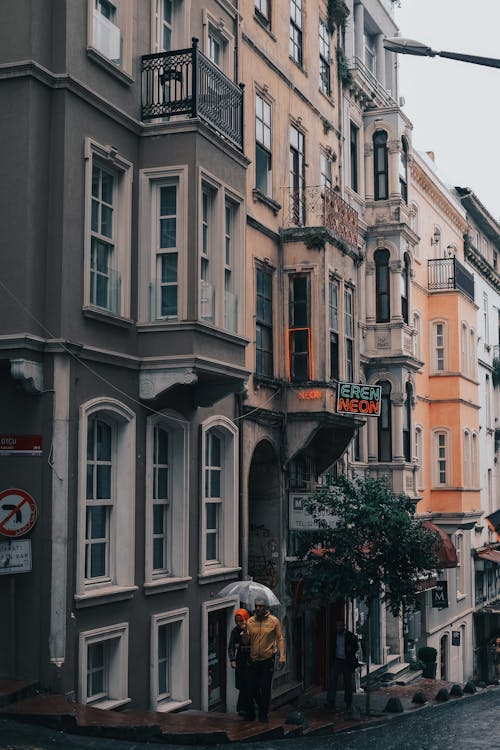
left=431, top=320, right=448, bottom=373
left=199, top=416, right=239, bottom=579
left=79, top=622, right=129, bottom=709
left=202, top=9, right=235, bottom=78
left=150, top=608, right=190, bottom=711
left=87, top=0, right=132, bottom=74
left=76, top=398, right=136, bottom=603
left=138, top=166, right=187, bottom=325
left=344, top=287, right=355, bottom=382
left=414, top=425, right=424, bottom=490
left=432, top=429, right=451, bottom=487
left=151, top=0, right=190, bottom=52
left=455, top=532, right=465, bottom=598
left=471, top=431, right=479, bottom=487
left=199, top=172, right=244, bottom=332
left=145, top=412, right=190, bottom=591
left=84, top=138, right=132, bottom=320
left=255, top=91, right=272, bottom=197
left=289, top=0, right=303, bottom=67
left=319, top=18, right=331, bottom=96
left=463, top=430, right=470, bottom=488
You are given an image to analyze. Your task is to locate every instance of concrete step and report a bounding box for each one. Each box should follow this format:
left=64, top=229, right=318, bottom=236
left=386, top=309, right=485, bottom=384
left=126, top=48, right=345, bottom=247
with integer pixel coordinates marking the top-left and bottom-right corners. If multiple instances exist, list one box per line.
left=0, top=680, right=40, bottom=708
left=384, top=662, right=411, bottom=679
left=395, top=669, right=423, bottom=686
left=271, top=678, right=303, bottom=709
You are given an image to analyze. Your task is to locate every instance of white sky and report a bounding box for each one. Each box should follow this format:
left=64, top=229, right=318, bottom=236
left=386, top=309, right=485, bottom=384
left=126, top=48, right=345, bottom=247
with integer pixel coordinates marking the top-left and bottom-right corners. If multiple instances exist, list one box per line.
left=394, top=0, right=500, bottom=220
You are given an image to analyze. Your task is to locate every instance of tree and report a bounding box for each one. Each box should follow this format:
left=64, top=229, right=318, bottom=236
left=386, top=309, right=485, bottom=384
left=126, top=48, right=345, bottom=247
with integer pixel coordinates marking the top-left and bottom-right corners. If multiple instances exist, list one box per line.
left=295, top=475, right=439, bottom=713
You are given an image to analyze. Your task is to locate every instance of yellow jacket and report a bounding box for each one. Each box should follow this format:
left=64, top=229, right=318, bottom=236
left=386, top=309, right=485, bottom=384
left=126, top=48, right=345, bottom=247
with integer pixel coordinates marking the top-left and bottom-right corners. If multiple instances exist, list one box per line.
left=242, top=612, right=286, bottom=663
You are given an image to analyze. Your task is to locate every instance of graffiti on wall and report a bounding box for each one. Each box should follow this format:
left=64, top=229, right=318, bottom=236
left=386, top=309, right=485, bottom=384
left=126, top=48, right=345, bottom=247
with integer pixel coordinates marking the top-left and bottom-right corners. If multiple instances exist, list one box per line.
left=248, top=523, right=279, bottom=590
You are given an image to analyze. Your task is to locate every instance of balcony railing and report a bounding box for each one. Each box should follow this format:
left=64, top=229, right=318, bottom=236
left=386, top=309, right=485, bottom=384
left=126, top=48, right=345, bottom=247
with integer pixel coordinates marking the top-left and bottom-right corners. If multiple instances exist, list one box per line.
left=348, top=56, right=396, bottom=107
left=427, top=257, right=474, bottom=301
left=282, top=185, right=358, bottom=248
left=141, top=38, right=244, bottom=150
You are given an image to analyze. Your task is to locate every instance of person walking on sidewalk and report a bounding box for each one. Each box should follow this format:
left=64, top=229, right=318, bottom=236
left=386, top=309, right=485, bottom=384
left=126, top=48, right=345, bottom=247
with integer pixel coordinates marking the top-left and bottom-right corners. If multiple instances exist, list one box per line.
left=325, top=619, right=359, bottom=715
left=241, top=596, right=286, bottom=722
left=228, top=608, right=252, bottom=717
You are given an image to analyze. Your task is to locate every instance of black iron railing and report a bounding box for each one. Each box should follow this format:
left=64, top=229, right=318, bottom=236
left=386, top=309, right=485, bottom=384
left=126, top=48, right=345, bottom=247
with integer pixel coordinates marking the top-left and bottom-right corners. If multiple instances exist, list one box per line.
left=427, top=257, right=474, bottom=301
left=141, top=38, right=244, bottom=150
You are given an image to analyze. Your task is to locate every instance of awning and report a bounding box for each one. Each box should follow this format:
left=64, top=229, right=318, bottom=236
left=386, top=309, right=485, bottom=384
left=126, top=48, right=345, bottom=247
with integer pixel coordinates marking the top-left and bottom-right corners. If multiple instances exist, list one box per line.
left=476, top=547, right=500, bottom=564
left=423, top=521, right=458, bottom=568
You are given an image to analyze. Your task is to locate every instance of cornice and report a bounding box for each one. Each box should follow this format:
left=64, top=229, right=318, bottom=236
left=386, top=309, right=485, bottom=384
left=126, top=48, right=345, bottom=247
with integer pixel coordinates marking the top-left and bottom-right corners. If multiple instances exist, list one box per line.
left=464, top=243, right=500, bottom=292
left=411, top=162, right=467, bottom=234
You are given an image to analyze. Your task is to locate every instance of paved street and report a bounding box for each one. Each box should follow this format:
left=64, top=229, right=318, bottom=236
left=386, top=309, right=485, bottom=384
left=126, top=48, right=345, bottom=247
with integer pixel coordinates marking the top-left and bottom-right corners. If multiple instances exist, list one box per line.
left=1, top=687, right=499, bottom=750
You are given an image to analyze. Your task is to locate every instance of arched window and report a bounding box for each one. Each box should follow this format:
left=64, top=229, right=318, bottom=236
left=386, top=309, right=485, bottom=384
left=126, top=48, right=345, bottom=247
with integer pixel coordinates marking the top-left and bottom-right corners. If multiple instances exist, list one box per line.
left=378, top=380, right=392, bottom=461
left=375, top=249, right=390, bottom=322
left=373, top=131, right=388, bottom=200
left=401, top=253, right=410, bottom=324
left=403, top=382, right=412, bottom=461
left=400, top=136, right=408, bottom=202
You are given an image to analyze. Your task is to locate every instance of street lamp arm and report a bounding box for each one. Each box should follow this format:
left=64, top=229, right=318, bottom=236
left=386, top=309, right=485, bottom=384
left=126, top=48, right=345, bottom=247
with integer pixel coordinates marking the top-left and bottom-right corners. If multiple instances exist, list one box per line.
left=435, top=49, right=500, bottom=69
left=383, top=37, right=500, bottom=70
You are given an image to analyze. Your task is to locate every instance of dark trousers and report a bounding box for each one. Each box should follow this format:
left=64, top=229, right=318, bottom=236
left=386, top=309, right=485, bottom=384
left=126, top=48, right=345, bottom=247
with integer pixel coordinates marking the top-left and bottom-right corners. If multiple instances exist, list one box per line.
left=247, top=657, right=275, bottom=717
left=327, top=658, right=354, bottom=709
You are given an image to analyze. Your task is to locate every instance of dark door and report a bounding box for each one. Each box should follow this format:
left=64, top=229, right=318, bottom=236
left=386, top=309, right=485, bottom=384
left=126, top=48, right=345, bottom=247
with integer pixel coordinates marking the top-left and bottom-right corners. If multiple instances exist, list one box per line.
left=208, top=610, right=227, bottom=711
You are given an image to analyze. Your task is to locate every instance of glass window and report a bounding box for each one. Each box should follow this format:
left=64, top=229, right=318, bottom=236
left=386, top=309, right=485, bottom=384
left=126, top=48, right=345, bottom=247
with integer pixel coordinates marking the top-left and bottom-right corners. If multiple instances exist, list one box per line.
left=378, top=381, right=392, bottom=461
left=290, top=124, right=305, bottom=225
left=433, top=322, right=446, bottom=371
left=400, top=137, right=408, bottom=203
left=375, top=249, right=390, bottom=323
left=350, top=122, right=359, bottom=193
left=255, top=94, right=272, bottom=196
left=289, top=275, right=310, bottom=381
left=373, top=131, right=388, bottom=200
left=256, top=266, right=274, bottom=377
left=289, top=0, right=302, bottom=66
left=401, top=253, right=410, bottom=324
left=329, top=276, right=339, bottom=380
left=205, top=430, right=222, bottom=563
left=344, top=288, right=354, bottom=382
left=403, top=383, right=412, bottom=462
left=85, top=417, right=113, bottom=581
left=91, top=164, right=120, bottom=313
left=255, top=0, right=270, bottom=25
left=319, top=18, right=331, bottom=95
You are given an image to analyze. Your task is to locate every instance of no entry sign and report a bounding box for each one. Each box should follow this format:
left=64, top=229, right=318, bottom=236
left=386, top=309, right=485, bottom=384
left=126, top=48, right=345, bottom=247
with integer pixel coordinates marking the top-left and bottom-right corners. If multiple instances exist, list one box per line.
left=0, top=488, right=38, bottom=538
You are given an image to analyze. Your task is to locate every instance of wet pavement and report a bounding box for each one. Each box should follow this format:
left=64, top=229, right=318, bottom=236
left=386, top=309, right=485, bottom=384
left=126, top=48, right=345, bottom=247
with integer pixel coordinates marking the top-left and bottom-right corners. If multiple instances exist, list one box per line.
left=1, top=682, right=499, bottom=750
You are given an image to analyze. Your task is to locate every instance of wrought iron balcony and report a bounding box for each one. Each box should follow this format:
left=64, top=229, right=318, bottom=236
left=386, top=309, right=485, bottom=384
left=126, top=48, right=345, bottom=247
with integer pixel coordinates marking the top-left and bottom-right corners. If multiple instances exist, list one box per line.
left=282, top=185, right=358, bottom=249
left=141, top=38, right=244, bottom=150
left=427, top=257, right=474, bottom=301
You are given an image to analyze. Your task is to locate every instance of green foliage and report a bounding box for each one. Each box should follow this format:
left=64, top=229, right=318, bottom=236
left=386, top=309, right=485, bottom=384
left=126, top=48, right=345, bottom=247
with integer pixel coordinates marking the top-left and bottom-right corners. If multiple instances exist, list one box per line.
left=327, top=0, right=350, bottom=35
left=295, top=475, right=439, bottom=617
left=417, top=646, right=437, bottom=663
left=336, top=47, right=352, bottom=86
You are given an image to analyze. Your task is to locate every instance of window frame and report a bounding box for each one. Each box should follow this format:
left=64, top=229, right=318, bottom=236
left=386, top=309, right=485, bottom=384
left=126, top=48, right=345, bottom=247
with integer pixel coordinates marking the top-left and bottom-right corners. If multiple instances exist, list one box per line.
left=289, top=0, right=303, bottom=67
left=289, top=123, right=305, bottom=225
left=432, top=429, right=450, bottom=487
left=350, top=122, right=359, bottom=193
left=84, top=138, right=132, bottom=320
left=202, top=9, right=235, bottom=79
left=375, top=249, right=390, bottom=323
left=400, top=136, right=409, bottom=203
left=377, top=381, right=392, bottom=462
left=431, top=320, right=448, bottom=373
left=255, top=0, right=270, bottom=27
left=373, top=130, right=389, bottom=201
left=76, top=398, right=136, bottom=603
left=150, top=608, right=190, bottom=711
left=199, top=417, right=239, bottom=578
left=455, top=532, right=465, bottom=598
left=288, top=274, right=311, bottom=382
left=145, top=412, right=189, bottom=590
left=255, top=92, right=273, bottom=197
left=344, top=286, right=354, bottom=382
left=329, top=275, right=339, bottom=381
left=255, top=265, right=274, bottom=378
left=79, top=622, right=129, bottom=709
left=319, top=18, right=331, bottom=96
left=87, top=0, right=133, bottom=75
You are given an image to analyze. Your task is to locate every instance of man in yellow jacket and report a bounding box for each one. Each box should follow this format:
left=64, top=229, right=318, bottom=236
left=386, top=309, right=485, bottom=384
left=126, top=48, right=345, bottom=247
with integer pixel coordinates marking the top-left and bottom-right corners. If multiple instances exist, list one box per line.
left=241, top=595, right=286, bottom=722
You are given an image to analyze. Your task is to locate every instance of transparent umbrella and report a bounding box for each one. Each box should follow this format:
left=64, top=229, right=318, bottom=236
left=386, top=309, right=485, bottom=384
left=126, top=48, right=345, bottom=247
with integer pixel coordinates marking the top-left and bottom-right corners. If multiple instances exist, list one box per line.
left=217, top=579, right=280, bottom=611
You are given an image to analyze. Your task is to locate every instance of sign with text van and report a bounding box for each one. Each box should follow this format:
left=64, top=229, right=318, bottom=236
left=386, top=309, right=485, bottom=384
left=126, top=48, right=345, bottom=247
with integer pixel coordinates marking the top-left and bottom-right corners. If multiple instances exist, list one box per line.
left=336, top=383, right=382, bottom=416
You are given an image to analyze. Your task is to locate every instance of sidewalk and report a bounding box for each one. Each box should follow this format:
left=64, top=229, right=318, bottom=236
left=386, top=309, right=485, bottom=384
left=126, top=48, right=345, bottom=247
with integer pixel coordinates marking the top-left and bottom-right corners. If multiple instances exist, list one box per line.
left=1, top=678, right=497, bottom=745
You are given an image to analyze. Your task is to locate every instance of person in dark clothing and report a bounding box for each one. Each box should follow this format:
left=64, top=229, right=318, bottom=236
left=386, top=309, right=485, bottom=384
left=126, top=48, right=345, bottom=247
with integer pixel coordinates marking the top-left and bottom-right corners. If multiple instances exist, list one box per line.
left=228, top=608, right=251, bottom=716
left=325, top=619, right=359, bottom=714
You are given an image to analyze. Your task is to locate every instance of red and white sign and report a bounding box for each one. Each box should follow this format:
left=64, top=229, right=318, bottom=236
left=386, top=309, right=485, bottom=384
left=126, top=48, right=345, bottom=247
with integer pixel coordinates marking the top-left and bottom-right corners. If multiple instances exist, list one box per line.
left=0, top=489, right=38, bottom=538
left=0, top=435, right=42, bottom=456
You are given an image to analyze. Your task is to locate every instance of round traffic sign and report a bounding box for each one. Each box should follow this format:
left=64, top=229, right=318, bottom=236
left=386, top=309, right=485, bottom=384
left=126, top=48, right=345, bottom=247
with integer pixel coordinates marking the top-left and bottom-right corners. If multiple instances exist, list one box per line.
left=0, top=488, right=38, bottom=538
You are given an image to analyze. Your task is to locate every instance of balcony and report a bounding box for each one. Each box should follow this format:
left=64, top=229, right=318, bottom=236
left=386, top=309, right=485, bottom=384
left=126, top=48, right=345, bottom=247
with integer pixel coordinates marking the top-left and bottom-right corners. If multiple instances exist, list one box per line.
left=348, top=56, right=396, bottom=109
left=281, top=186, right=359, bottom=249
left=427, top=257, right=474, bottom=302
left=141, top=38, right=244, bottom=150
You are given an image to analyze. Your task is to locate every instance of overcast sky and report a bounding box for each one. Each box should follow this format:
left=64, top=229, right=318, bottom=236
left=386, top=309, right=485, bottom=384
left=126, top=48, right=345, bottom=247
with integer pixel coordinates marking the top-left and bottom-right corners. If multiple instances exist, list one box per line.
left=394, top=0, right=500, bottom=220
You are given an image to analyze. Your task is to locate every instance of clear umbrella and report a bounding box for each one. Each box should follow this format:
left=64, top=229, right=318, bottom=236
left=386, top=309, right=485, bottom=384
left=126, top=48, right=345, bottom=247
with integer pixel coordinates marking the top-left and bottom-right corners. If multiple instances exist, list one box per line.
left=217, top=579, right=280, bottom=611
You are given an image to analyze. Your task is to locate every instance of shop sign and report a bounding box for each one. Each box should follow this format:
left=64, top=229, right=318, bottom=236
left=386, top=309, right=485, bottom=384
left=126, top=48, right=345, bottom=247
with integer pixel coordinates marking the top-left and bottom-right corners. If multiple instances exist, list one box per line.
left=432, top=580, right=448, bottom=608
left=289, top=492, right=338, bottom=530
left=336, top=383, right=381, bottom=416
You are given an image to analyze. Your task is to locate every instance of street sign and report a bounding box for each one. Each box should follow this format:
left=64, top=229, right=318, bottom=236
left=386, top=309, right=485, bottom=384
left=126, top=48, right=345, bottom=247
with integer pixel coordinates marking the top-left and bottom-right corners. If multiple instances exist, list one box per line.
left=0, top=488, right=38, bottom=538
left=288, top=492, right=339, bottom=530
left=0, top=539, right=32, bottom=575
left=336, top=383, right=381, bottom=416
left=0, top=435, right=42, bottom=456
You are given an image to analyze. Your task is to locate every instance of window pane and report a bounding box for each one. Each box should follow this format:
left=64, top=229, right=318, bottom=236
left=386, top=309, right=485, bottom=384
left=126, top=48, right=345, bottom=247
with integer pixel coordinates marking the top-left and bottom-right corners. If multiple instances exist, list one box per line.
left=206, top=502, right=217, bottom=529
left=96, top=465, right=111, bottom=499
left=90, top=542, right=106, bottom=577
left=88, top=506, right=107, bottom=539
left=153, top=504, right=165, bottom=535
left=153, top=537, right=164, bottom=570
left=210, top=470, right=221, bottom=498
left=160, top=218, right=176, bottom=248
left=156, top=467, right=168, bottom=498
left=161, top=253, right=178, bottom=282
left=206, top=532, right=217, bottom=561
left=96, top=421, right=112, bottom=460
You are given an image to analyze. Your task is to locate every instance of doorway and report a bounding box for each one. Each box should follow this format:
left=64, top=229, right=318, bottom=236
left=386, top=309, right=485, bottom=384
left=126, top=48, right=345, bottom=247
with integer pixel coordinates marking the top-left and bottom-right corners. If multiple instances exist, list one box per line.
left=440, top=634, right=449, bottom=680
left=207, top=610, right=227, bottom=711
